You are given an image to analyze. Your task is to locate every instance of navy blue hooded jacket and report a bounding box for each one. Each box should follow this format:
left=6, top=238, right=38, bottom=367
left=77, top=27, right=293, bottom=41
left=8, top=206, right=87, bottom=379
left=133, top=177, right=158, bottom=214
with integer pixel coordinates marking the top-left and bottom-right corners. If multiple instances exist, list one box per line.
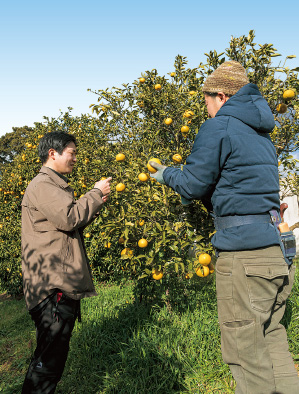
left=163, top=83, right=280, bottom=251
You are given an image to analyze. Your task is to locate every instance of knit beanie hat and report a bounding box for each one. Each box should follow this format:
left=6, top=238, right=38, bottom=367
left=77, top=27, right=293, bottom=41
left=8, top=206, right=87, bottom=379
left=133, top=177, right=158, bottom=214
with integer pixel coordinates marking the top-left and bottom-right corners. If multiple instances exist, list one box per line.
left=202, top=60, right=249, bottom=96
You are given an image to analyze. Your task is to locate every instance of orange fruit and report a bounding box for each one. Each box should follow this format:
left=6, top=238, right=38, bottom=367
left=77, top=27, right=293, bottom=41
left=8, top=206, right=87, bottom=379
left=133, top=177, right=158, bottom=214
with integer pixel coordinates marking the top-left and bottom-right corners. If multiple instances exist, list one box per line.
left=276, top=103, right=287, bottom=114
left=152, top=269, right=163, bottom=280
left=164, top=118, right=173, bottom=125
left=138, top=238, right=148, bottom=248
left=189, top=91, right=196, bottom=95
left=170, top=72, right=175, bottom=77
left=116, top=183, right=126, bottom=192
left=198, top=253, right=211, bottom=266
left=137, top=219, right=145, bottom=226
left=84, top=158, right=90, bottom=164
left=116, top=153, right=125, bottom=162
left=181, top=125, right=189, bottom=133
left=172, top=154, right=182, bottom=164
left=139, top=77, right=145, bottom=83
left=147, top=158, right=161, bottom=173
left=155, top=84, right=162, bottom=91
left=138, top=101, right=144, bottom=108
left=196, top=265, right=210, bottom=277
left=183, top=110, right=194, bottom=118
left=85, top=233, right=91, bottom=238
left=282, top=89, right=295, bottom=100
left=185, top=273, right=191, bottom=279
left=121, top=248, right=133, bottom=258
left=138, top=173, right=149, bottom=182
left=104, top=241, right=111, bottom=248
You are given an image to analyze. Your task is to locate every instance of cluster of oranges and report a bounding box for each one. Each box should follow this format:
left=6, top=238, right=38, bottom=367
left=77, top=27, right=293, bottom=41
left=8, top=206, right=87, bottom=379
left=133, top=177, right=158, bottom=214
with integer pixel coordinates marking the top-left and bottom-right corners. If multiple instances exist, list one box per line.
left=139, top=77, right=195, bottom=138
left=95, top=152, right=214, bottom=282
left=276, top=89, right=296, bottom=114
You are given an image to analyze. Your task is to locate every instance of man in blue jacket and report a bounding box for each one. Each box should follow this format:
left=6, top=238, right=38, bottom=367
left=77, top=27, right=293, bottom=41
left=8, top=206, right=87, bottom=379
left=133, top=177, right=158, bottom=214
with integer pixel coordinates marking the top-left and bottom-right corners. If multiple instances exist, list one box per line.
left=150, top=61, right=298, bottom=393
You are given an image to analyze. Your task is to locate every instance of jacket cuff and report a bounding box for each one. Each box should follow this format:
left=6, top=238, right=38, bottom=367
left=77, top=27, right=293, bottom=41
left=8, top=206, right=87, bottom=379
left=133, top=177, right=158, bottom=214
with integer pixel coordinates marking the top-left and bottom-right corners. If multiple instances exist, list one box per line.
left=91, top=188, right=103, bottom=198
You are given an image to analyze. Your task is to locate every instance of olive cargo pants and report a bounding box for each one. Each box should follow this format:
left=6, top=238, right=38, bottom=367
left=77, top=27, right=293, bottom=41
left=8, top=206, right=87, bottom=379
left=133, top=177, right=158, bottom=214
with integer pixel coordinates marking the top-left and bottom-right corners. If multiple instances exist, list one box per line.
left=216, top=246, right=299, bottom=394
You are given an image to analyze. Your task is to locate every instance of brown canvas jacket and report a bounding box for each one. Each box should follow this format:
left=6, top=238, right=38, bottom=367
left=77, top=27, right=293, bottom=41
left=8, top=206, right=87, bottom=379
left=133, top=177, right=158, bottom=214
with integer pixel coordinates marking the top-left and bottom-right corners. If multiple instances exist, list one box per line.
left=21, top=166, right=104, bottom=310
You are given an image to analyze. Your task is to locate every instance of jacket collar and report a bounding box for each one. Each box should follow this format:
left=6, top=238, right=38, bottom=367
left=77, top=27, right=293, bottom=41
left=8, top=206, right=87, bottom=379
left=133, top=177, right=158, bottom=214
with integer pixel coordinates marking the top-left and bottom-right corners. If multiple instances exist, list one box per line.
left=40, top=166, right=70, bottom=189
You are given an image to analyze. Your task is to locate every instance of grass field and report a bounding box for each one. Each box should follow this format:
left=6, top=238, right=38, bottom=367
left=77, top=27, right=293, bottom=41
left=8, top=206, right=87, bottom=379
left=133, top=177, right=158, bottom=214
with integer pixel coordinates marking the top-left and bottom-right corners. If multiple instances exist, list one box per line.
left=1, top=269, right=298, bottom=394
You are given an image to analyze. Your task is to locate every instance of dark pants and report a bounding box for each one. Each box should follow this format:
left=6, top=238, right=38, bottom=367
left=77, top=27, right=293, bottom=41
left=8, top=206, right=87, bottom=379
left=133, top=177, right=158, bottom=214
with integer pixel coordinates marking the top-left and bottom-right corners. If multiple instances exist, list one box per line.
left=22, top=293, right=80, bottom=394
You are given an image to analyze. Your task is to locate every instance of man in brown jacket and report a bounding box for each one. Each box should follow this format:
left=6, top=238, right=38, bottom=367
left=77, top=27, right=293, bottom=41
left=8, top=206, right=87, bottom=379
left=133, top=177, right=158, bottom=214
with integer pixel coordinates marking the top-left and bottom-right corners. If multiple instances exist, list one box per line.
left=21, top=131, right=111, bottom=394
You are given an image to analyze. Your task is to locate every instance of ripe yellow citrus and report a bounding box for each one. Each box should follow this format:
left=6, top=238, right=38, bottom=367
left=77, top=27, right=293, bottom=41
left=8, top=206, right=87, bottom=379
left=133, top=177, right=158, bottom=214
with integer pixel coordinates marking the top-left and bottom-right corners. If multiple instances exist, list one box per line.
left=196, top=265, right=210, bottom=277
left=152, top=269, right=163, bottom=280
left=121, top=248, right=133, bottom=258
left=172, top=154, right=182, bottom=164
left=170, top=72, right=175, bottom=77
left=185, top=273, right=191, bottom=279
left=139, top=77, right=145, bottom=83
left=282, top=89, right=295, bottom=100
left=147, top=158, right=161, bottom=173
left=116, top=183, right=126, bottom=192
left=138, top=238, right=148, bottom=248
left=101, top=177, right=107, bottom=180
left=155, top=84, right=162, bottom=91
left=181, top=125, right=189, bottom=133
left=137, top=219, right=145, bottom=226
left=198, top=253, right=211, bottom=266
left=85, top=233, right=91, bottom=238
left=164, top=118, right=173, bottom=125
left=104, top=241, right=111, bottom=248
left=276, top=103, right=287, bottom=114
left=116, top=153, right=125, bottom=162
left=84, top=158, right=90, bottom=164
left=183, top=110, right=194, bottom=118
left=138, top=101, right=144, bottom=108
left=189, top=91, right=196, bottom=95
left=138, top=173, right=149, bottom=182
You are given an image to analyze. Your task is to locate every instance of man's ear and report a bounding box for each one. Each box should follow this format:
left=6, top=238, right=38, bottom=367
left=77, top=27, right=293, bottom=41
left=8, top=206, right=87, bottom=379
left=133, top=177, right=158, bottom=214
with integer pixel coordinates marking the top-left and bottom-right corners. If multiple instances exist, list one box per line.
left=48, top=148, right=56, bottom=160
left=218, top=92, right=230, bottom=103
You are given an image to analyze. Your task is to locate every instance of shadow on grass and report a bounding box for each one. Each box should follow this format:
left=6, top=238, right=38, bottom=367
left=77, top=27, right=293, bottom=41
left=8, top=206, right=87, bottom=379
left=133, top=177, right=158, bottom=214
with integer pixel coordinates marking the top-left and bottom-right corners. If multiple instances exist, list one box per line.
left=57, top=295, right=188, bottom=394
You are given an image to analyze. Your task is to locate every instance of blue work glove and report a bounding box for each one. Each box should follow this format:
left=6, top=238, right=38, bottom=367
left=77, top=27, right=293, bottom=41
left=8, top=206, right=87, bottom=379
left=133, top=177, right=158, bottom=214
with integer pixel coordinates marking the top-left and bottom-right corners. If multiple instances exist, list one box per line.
left=181, top=196, right=192, bottom=205
left=149, top=161, right=167, bottom=184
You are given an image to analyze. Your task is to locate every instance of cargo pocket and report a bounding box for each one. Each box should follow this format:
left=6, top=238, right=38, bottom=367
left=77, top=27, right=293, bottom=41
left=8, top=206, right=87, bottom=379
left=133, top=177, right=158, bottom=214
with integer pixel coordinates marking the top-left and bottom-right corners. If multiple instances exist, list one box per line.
left=221, top=318, right=256, bottom=366
left=243, top=263, right=289, bottom=314
left=216, top=257, right=233, bottom=300
left=277, top=264, right=295, bottom=304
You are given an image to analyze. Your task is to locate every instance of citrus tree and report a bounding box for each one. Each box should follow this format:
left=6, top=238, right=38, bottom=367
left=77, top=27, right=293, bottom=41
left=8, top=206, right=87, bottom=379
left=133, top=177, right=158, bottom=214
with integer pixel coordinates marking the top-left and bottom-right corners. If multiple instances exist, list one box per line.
left=0, top=31, right=298, bottom=302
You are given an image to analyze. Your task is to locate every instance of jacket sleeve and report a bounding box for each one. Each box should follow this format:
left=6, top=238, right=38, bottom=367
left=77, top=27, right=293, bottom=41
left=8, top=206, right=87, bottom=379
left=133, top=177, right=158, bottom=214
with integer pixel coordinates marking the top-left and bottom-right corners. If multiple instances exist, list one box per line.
left=163, top=118, right=231, bottom=200
left=30, top=182, right=105, bottom=232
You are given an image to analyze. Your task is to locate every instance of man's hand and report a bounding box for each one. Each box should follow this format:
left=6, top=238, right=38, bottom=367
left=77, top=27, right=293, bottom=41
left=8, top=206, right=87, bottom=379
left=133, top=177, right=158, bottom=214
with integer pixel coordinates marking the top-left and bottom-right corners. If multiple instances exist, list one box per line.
left=149, top=161, right=167, bottom=184
left=94, top=177, right=112, bottom=200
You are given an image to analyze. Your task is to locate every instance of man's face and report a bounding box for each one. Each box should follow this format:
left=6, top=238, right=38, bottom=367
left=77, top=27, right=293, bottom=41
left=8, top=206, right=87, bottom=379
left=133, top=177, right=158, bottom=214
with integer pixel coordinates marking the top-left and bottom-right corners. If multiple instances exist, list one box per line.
left=204, top=94, right=222, bottom=118
left=52, top=142, right=77, bottom=174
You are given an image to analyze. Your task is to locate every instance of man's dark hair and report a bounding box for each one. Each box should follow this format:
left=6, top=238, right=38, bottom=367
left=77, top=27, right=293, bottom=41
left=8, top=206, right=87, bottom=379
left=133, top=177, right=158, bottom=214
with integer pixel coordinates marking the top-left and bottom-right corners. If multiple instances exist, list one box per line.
left=38, top=131, right=77, bottom=164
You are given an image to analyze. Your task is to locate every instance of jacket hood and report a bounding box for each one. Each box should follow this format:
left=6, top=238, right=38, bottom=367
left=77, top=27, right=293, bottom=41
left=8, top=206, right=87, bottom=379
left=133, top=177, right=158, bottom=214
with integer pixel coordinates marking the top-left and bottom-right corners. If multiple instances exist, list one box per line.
left=216, top=83, right=275, bottom=133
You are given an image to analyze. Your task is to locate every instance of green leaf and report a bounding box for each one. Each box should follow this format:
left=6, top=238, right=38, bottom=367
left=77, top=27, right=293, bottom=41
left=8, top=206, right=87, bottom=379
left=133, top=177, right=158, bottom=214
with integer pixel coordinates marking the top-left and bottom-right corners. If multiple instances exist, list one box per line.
left=156, top=222, right=162, bottom=231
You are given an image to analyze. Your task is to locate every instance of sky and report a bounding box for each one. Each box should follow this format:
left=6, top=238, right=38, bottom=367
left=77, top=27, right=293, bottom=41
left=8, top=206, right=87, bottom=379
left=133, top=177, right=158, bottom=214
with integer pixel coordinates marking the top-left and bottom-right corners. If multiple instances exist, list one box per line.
left=1, top=0, right=299, bottom=137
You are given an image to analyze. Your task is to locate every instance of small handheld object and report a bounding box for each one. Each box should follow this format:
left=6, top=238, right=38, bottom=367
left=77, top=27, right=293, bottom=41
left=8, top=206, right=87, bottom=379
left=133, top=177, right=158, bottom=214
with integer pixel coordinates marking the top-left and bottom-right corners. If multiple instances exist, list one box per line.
left=270, top=210, right=296, bottom=266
